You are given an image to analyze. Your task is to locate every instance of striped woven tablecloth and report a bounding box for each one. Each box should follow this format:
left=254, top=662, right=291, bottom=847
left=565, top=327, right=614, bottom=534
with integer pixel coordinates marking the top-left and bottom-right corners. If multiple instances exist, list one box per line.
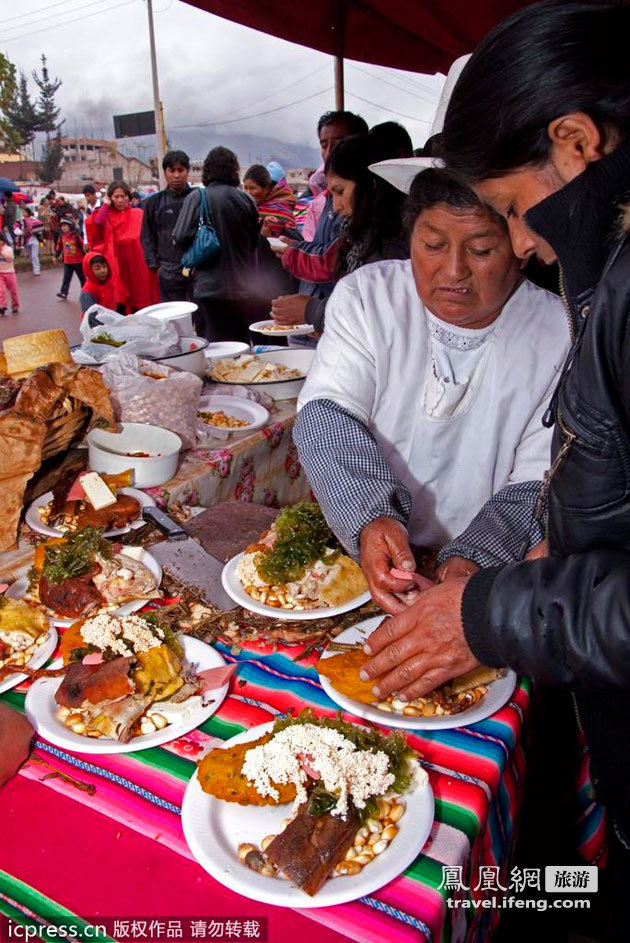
left=0, top=632, right=530, bottom=943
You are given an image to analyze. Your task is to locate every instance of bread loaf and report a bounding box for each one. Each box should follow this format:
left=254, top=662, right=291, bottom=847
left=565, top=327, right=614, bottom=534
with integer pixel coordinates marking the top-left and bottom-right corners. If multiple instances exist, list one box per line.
left=3, top=330, right=72, bottom=378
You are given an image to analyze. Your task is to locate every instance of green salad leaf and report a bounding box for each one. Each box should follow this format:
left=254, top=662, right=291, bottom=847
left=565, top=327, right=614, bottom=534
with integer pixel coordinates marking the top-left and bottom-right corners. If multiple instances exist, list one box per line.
left=255, top=502, right=337, bottom=584
left=41, top=527, right=112, bottom=585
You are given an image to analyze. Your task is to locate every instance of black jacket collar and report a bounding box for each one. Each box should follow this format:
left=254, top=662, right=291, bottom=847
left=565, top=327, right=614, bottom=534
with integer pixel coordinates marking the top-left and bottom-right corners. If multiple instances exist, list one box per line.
left=526, top=141, right=630, bottom=306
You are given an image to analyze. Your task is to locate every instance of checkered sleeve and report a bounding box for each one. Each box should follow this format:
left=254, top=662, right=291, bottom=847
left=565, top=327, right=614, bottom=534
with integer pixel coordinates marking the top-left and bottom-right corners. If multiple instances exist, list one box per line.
left=293, top=398, right=412, bottom=559
left=435, top=480, right=545, bottom=568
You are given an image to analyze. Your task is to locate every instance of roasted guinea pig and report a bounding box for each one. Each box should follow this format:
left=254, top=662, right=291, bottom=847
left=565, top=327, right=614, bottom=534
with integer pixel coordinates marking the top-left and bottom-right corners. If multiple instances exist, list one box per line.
left=265, top=801, right=361, bottom=896
left=65, top=494, right=140, bottom=530
left=55, top=656, right=136, bottom=708
left=39, top=569, right=104, bottom=619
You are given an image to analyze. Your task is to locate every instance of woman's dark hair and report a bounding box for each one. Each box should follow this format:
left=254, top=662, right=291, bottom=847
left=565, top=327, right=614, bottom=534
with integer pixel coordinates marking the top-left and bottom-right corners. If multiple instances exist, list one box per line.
left=23, top=206, right=33, bottom=216
left=243, top=164, right=271, bottom=189
left=403, top=168, right=508, bottom=235
left=163, top=149, right=190, bottom=171
left=325, top=133, right=406, bottom=276
left=107, top=179, right=131, bottom=199
left=202, top=146, right=240, bottom=186
left=317, top=110, right=368, bottom=138
left=370, top=121, right=413, bottom=158
left=441, top=0, right=630, bottom=181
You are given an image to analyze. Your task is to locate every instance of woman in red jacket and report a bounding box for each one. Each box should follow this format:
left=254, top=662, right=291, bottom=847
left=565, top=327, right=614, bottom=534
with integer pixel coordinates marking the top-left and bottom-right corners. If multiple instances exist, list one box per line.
left=89, top=181, right=158, bottom=313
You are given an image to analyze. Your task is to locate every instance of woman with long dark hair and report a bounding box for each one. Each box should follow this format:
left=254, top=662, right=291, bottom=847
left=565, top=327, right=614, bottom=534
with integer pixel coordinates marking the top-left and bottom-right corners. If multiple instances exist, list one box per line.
left=273, top=133, right=408, bottom=335
left=358, top=3, right=630, bottom=934
left=173, top=146, right=259, bottom=342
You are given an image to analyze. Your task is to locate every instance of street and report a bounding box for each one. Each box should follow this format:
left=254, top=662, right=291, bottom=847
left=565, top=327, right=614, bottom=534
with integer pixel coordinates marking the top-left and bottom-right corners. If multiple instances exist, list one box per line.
left=0, top=265, right=83, bottom=347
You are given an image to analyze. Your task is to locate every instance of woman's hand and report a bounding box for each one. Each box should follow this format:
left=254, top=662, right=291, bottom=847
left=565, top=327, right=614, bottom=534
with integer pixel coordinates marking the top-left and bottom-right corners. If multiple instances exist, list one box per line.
left=435, top=555, right=479, bottom=582
left=0, top=704, right=33, bottom=788
left=360, top=577, right=480, bottom=701
left=270, top=294, right=310, bottom=325
left=525, top=539, right=548, bottom=560
left=360, top=517, right=433, bottom=615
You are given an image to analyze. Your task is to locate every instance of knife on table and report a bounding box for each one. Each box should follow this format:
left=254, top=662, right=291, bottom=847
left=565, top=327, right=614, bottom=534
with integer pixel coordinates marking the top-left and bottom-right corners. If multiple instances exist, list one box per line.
left=142, top=507, right=237, bottom=611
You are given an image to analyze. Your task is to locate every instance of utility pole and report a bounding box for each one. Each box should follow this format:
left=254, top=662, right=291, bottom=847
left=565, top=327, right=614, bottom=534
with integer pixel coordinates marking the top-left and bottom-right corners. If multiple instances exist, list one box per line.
left=146, top=0, right=166, bottom=188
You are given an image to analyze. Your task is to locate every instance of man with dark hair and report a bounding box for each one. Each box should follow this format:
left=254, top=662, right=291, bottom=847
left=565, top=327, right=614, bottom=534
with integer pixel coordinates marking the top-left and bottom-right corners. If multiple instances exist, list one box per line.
left=141, top=149, right=192, bottom=301
left=271, top=108, right=367, bottom=339
left=370, top=121, right=414, bottom=159
left=81, top=184, right=101, bottom=242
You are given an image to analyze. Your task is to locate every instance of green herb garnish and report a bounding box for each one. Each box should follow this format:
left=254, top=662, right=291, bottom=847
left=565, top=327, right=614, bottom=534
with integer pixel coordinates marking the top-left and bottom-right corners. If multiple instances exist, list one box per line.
left=255, top=502, right=337, bottom=584
left=41, top=527, right=112, bottom=585
left=274, top=709, right=418, bottom=820
left=92, top=332, right=125, bottom=347
left=307, top=785, right=338, bottom=817
left=143, top=613, right=184, bottom=658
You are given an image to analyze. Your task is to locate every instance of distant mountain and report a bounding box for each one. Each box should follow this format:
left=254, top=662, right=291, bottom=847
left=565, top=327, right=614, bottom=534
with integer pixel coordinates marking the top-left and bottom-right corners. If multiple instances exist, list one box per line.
left=98, top=128, right=321, bottom=171
left=171, top=130, right=321, bottom=170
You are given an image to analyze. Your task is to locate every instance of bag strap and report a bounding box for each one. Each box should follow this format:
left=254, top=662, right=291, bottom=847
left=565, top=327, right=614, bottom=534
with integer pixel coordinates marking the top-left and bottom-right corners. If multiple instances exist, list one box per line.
left=199, top=188, right=214, bottom=229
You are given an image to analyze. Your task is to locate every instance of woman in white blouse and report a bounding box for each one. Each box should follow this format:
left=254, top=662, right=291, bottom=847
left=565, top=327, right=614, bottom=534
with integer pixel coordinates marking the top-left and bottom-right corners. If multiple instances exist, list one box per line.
left=294, top=168, right=570, bottom=613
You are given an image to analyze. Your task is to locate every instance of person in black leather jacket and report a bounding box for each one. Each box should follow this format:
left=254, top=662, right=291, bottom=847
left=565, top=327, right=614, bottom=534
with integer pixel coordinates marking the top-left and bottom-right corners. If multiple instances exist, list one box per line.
left=356, top=2, right=630, bottom=935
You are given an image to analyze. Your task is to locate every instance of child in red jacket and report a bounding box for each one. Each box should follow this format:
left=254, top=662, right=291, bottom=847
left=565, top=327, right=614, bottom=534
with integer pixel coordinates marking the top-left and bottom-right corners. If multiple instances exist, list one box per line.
left=55, top=217, right=86, bottom=300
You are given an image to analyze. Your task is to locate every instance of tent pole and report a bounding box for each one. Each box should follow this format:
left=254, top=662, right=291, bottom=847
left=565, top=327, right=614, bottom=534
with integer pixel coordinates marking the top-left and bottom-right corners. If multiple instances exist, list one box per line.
left=334, top=0, right=345, bottom=109
left=335, top=55, right=345, bottom=110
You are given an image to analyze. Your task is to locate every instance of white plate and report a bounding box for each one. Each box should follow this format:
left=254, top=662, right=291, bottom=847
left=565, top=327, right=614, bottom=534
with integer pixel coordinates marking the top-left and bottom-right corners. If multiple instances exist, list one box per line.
left=25, top=636, right=228, bottom=754
left=249, top=320, right=315, bottom=338
left=198, top=396, right=269, bottom=433
left=0, top=625, right=58, bottom=695
left=135, top=301, right=198, bottom=320
left=5, top=548, right=163, bottom=628
left=25, top=487, right=157, bottom=539
left=221, top=552, right=371, bottom=622
left=181, top=721, right=434, bottom=907
left=319, top=618, right=518, bottom=730
left=204, top=341, right=250, bottom=362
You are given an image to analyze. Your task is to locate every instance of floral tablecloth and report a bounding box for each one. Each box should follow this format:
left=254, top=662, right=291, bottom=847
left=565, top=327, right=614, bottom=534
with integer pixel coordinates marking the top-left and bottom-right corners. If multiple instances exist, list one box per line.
left=145, top=400, right=311, bottom=511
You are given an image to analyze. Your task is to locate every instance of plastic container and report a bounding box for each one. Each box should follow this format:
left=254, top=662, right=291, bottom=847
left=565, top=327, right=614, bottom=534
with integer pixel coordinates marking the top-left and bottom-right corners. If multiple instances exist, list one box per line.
left=87, top=422, right=182, bottom=487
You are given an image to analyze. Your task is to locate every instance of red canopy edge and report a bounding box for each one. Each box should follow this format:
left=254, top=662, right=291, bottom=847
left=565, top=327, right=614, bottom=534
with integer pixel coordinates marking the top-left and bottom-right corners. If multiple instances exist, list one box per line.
left=182, top=0, right=531, bottom=74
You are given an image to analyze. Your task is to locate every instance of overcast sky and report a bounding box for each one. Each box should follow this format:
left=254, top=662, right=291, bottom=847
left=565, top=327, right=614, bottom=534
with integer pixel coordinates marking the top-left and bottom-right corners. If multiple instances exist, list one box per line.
left=1, top=0, right=446, bottom=157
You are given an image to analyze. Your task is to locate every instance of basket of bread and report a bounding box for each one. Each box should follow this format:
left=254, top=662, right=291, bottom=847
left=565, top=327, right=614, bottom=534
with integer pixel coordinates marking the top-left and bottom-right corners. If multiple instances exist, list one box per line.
left=0, top=329, right=116, bottom=551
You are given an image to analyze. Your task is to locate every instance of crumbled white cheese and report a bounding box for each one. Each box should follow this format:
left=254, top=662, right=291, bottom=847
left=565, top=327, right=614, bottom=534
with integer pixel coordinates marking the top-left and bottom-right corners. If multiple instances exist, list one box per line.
left=80, top=612, right=164, bottom=657
left=241, top=723, right=396, bottom=818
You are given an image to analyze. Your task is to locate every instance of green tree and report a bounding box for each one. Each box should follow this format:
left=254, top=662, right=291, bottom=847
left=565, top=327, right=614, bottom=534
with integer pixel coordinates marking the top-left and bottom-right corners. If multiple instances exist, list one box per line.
left=38, top=130, right=63, bottom=185
left=7, top=72, right=43, bottom=152
left=32, top=54, right=63, bottom=141
left=0, top=52, right=19, bottom=152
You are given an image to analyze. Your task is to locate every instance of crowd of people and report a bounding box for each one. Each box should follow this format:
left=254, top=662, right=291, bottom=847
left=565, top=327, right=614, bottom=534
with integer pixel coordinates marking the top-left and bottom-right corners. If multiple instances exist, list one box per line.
left=3, top=1, right=630, bottom=938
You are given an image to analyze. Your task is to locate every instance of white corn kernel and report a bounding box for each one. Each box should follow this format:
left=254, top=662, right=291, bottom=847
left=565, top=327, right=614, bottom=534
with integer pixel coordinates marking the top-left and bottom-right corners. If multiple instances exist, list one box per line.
left=261, top=834, right=276, bottom=852
left=389, top=803, right=404, bottom=823
left=237, top=843, right=256, bottom=861
left=372, top=839, right=388, bottom=855
left=381, top=824, right=399, bottom=842
left=151, top=713, right=168, bottom=730
left=71, top=722, right=86, bottom=735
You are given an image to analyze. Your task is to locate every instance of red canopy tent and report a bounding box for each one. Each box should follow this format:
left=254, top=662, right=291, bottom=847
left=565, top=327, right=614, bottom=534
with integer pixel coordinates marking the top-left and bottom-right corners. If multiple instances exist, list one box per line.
left=182, top=0, right=532, bottom=102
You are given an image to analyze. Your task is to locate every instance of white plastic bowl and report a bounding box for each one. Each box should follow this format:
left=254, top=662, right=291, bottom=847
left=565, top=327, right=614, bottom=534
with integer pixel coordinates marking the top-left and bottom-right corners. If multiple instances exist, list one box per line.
left=210, top=349, right=315, bottom=400
left=152, top=336, right=209, bottom=377
left=87, top=422, right=182, bottom=487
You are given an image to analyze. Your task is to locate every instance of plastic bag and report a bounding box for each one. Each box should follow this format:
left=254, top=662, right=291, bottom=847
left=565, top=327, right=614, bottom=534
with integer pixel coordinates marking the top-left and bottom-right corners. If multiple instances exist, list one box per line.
left=78, top=307, right=181, bottom=363
left=103, top=353, right=202, bottom=450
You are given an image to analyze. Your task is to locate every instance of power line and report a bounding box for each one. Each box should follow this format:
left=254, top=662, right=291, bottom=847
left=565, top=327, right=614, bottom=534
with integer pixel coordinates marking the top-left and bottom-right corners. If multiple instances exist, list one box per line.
left=0, top=0, right=137, bottom=44
left=170, top=86, right=333, bottom=130
left=345, top=89, right=432, bottom=124
left=0, top=0, right=109, bottom=28
left=218, top=64, right=328, bottom=120
left=383, top=68, right=444, bottom=95
left=0, top=0, right=117, bottom=38
left=349, top=63, right=440, bottom=106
